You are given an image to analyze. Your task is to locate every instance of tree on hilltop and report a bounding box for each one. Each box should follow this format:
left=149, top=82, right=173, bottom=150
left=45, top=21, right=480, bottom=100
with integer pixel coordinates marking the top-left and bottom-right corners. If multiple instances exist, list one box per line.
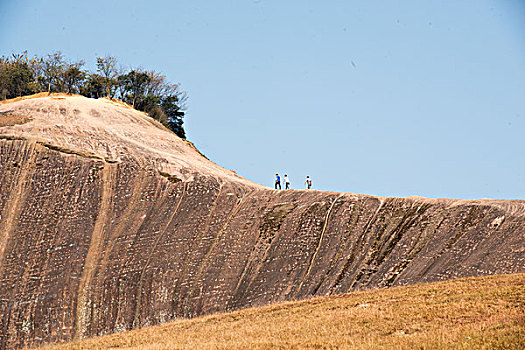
left=118, top=69, right=150, bottom=108
left=63, top=61, right=87, bottom=94
left=41, top=52, right=67, bottom=93
left=79, top=74, right=105, bottom=98
left=0, top=53, right=34, bottom=99
left=96, top=56, right=119, bottom=98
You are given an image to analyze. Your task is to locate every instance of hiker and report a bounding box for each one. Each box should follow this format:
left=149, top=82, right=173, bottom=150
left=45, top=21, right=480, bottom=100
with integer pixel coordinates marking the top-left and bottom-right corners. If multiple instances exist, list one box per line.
left=283, top=174, right=290, bottom=189
left=275, top=173, right=281, bottom=190
left=304, top=176, right=312, bottom=189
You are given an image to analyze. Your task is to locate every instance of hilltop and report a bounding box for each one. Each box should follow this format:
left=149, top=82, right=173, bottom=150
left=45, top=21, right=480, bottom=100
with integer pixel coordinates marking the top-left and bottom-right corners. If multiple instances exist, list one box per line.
left=0, top=93, right=253, bottom=185
left=0, top=95, right=524, bottom=349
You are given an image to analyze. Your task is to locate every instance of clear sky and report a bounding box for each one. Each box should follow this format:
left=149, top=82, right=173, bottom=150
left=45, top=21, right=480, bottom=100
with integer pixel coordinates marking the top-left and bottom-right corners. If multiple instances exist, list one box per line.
left=1, top=1, right=524, bottom=199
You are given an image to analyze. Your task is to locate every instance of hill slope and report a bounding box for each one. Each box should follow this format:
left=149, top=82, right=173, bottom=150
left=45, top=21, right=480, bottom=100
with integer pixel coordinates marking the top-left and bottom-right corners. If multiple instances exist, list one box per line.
left=44, top=274, right=525, bottom=350
left=0, top=95, right=524, bottom=349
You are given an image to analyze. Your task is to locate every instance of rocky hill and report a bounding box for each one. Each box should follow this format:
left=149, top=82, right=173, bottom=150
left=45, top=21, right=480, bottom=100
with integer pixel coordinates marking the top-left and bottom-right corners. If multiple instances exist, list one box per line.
left=0, top=95, right=524, bottom=349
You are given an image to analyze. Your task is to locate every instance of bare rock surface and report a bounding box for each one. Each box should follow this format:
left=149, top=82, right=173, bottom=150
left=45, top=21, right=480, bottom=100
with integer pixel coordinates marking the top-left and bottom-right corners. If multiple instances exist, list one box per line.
left=0, top=96, right=524, bottom=349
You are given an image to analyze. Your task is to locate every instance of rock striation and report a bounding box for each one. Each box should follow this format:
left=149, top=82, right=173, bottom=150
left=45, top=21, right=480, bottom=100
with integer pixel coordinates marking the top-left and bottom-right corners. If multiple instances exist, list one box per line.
left=0, top=95, right=524, bottom=349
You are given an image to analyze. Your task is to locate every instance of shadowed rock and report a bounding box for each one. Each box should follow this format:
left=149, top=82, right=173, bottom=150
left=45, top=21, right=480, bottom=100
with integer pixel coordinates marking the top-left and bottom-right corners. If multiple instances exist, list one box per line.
left=0, top=95, right=524, bottom=349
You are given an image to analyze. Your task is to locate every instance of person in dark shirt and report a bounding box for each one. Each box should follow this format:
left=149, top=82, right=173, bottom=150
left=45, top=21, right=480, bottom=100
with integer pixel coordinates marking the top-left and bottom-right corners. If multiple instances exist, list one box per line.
left=304, top=176, right=312, bottom=189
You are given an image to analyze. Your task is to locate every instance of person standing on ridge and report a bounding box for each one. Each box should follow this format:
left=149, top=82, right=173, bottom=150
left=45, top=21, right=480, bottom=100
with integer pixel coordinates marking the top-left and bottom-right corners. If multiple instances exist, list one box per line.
left=275, top=173, right=281, bottom=190
left=283, top=174, right=290, bottom=189
left=304, top=176, right=312, bottom=189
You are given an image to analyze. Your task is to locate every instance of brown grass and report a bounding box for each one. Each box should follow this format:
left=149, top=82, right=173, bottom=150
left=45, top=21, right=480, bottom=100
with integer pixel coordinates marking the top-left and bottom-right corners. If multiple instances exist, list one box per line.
left=100, top=96, right=135, bottom=110
left=0, top=93, right=134, bottom=109
left=0, top=92, right=81, bottom=106
left=0, top=112, right=32, bottom=127
left=41, top=274, right=524, bottom=350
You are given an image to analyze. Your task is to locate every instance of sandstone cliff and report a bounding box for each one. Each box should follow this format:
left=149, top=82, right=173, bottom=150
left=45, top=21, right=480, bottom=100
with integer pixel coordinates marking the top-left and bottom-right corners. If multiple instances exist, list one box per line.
left=0, top=95, right=524, bottom=349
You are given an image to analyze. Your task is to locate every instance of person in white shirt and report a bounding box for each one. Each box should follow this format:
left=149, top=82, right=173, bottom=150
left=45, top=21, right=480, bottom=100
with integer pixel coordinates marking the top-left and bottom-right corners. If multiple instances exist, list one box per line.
left=304, top=176, right=312, bottom=189
left=283, top=174, right=290, bottom=189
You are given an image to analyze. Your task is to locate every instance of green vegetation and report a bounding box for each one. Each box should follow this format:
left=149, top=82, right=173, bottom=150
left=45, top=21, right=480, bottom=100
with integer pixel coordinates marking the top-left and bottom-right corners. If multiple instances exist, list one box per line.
left=43, top=274, right=524, bottom=349
left=0, top=52, right=187, bottom=138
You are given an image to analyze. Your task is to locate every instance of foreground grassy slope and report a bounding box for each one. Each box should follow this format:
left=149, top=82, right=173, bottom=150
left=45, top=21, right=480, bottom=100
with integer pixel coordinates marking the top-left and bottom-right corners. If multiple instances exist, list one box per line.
left=43, top=274, right=524, bottom=350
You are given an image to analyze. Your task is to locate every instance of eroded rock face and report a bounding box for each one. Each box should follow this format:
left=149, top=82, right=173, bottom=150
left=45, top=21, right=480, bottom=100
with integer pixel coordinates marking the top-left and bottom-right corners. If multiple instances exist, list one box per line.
left=0, top=96, right=524, bottom=349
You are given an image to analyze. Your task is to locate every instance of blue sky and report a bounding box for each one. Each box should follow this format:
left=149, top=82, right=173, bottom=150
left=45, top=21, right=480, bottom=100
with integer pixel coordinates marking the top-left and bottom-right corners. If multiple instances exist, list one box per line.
left=1, top=1, right=524, bottom=199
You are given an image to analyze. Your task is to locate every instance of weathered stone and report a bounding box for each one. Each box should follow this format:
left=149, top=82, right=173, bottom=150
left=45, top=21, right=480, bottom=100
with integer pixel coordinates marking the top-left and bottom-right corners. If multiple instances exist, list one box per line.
left=0, top=96, right=524, bottom=349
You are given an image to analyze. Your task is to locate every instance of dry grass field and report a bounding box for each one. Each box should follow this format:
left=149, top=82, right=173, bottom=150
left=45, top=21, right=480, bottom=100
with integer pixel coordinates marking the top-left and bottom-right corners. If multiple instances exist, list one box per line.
left=40, top=273, right=524, bottom=350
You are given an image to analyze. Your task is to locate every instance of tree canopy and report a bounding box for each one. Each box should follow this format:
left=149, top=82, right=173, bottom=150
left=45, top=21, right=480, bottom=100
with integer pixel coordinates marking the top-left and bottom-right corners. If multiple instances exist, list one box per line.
left=0, top=51, right=187, bottom=138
